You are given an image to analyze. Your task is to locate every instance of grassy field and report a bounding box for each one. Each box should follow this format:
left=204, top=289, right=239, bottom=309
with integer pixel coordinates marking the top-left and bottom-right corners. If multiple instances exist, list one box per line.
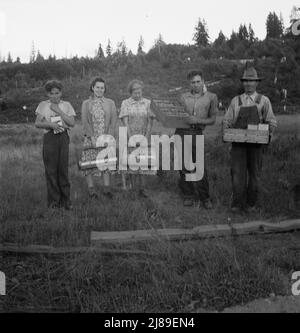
left=0, top=114, right=299, bottom=312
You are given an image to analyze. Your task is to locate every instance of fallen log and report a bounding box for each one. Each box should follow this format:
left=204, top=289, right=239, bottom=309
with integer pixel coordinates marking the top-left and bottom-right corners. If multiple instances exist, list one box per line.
left=0, top=243, right=152, bottom=256
left=90, top=219, right=300, bottom=245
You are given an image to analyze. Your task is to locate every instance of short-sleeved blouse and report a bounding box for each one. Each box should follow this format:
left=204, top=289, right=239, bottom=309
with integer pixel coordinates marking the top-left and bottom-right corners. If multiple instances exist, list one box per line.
left=119, top=97, right=155, bottom=136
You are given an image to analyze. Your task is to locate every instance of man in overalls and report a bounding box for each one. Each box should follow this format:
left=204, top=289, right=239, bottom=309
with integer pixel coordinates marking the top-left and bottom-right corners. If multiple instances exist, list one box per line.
left=223, top=66, right=277, bottom=212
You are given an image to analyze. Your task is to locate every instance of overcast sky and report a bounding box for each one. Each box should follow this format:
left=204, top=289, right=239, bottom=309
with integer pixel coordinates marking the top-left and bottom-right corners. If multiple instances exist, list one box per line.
left=0, top=0, right=297, bottom=62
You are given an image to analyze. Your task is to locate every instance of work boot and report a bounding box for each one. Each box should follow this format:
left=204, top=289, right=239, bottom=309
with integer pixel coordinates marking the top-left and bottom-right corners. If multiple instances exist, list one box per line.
left=203, top=199, right=213, bottom=210
left=183, top=198, right=194, bottom=207
left=88, top=187, right=98, bottom=199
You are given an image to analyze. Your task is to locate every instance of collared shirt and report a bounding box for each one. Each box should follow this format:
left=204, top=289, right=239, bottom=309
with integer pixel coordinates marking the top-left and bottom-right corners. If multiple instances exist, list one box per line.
left=180, top=91, right=218, bottom=130
left=119, top=97, right=155, bottom=135
left=35, top=100, right=76, bottom=134
left=223, top=92, right=277, bottom=131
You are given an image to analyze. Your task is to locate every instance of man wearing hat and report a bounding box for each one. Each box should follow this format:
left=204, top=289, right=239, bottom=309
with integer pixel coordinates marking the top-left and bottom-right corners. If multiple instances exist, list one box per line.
left=223, top=66, right=277, bottom=212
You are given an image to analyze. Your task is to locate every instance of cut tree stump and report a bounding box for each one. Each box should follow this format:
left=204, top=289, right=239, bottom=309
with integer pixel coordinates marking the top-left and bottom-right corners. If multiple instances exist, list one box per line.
left=90, top=219, right=300, bottom=245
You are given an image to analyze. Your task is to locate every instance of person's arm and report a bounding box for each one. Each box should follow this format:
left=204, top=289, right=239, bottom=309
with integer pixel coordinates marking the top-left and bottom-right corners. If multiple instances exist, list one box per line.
left=109, top=101, right=118, bottom=136
left=35, top=103, right=63, bottom=132
left=35, top=113, right=63, bottom=131
left=119, top=101, right=131, bottom=138
left=223, top=98, right=236, bottom=130
left=146, top=118, right=153, bottom=141
left=262, top=97, right=277, bottom=135
left=81, top=100, right=96, bottom=147
left=145, top=101, right=155, bottom=140
left=50, top=103, right=75, bottom=127
left=122, top=116, right=131, bottom=138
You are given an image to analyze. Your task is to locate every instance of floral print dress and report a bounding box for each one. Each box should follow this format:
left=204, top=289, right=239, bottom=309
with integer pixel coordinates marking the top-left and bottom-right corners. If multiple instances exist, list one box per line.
left=119, top=97, right=155, bottom=136
left=81, top=98, right=106, bottom=176
left=119, top=97, right=156, bottom=173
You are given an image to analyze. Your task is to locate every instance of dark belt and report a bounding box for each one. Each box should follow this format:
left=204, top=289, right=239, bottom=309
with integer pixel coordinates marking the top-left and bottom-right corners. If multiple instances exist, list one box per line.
left=190, top=124, right=204, bottom=131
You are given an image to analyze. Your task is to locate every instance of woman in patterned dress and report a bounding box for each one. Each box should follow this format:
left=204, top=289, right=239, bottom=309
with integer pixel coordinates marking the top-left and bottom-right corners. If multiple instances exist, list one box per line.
left=119, top=79, right=155, bottom=197
left=81, top=77, right=117, bottom=198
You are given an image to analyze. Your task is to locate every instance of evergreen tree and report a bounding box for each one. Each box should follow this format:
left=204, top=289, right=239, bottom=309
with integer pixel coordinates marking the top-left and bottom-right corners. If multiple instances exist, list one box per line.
left=29, top=41, right=36, bottom=63
left=248, top=23, right=256, bottom=43
left=48, top=54, right=56, bottom=61
left=35, top=50, right=44, bottom=62
left=121, top=40, right=127, bottom=56
left=238, top=24, right=249, bottom=41
left=117, top=39, right=127, bottom=56
left=154, top=33, right=165, bottom=47
left=193, top=18, right=210, bottom=47
left=266, top=12, right=284, bottom=39
left=214, top=30, right=227, bottom=47
left=96, top=43, right=105, bottom=59
left=154, top=33, right=165, bottom=58
left=227, top=31, right=239, bottom=50
left=7, top=52, right=13, bottom=63
left=137, top=35, right=144, bottom=54
left=106, top=39, right=112, bottom=57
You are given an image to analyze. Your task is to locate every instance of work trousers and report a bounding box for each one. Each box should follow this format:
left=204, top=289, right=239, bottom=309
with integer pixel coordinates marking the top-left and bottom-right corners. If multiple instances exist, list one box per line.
left=42, top=131, right=71, bottom=208
left=231, top=143, right=262, bottom=208
left=175, top=127, right=210, bottom=202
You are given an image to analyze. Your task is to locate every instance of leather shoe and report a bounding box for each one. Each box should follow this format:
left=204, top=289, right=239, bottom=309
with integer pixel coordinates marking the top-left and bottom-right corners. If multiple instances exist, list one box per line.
left=183, top=198, right=194, bottom=207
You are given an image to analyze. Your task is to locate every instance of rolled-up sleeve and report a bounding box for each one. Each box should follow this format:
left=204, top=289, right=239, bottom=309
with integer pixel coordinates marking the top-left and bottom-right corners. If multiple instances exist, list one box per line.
left=67, top=102, right=76, bottom=117
left=35, top=102, right=44, bottom=116
left=119, top=100, right=129, bottom=119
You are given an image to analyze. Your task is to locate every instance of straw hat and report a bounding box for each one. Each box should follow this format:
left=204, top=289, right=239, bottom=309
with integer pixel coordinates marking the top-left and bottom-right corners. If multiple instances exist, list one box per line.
left=240, top=67, right=262, bottom=81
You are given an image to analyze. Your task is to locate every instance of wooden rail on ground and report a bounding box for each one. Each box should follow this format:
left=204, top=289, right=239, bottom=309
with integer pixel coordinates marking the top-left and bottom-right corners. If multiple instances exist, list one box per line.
left=1, top=220, right=299, bottom=254
left=0, top=243, right=152, bottom=256
left=90, top=219, right=300, bottom=245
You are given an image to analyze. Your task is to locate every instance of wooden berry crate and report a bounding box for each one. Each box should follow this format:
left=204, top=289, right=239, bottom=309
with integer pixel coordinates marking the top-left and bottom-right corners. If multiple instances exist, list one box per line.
left=151, top=97, right=190, bottom=128
left=223, top=128, right=269, bottom=144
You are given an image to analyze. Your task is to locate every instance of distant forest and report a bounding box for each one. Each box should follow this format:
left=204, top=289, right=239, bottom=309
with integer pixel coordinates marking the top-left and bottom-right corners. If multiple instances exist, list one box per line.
left=1, top=8, right=300, bottom=123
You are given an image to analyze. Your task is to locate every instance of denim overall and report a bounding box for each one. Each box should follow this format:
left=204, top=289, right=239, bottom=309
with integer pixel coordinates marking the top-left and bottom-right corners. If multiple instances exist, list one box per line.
left=231, top=94, right=263, bottom=209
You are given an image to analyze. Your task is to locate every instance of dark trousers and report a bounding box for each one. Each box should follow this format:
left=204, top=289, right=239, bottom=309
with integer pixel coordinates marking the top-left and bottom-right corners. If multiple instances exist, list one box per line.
left=175, top=127, right=210, bottom=202
left=42, top=131, right=71, bottom=208
left=231, top=143, right=262, bottom=208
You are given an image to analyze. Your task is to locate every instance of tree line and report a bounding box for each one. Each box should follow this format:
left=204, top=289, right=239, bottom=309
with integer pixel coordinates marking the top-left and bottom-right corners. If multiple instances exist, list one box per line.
left=0, top=7, right=300, bottom=122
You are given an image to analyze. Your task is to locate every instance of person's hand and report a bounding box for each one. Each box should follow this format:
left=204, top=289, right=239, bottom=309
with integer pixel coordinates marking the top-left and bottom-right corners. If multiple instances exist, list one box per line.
left=51, top=122, right=64, bottom=133
left=185, top=116, right=199, bottom=125
left=50, top=103, right=61, bottom=114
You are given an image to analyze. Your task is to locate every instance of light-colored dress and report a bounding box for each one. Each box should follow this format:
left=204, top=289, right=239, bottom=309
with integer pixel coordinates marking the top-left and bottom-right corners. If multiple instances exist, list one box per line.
left=119, top=97, right=156, bottom=174
left=119, top=97, right=155, bottom=135
left=81, top=98, right=106, bottom=176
